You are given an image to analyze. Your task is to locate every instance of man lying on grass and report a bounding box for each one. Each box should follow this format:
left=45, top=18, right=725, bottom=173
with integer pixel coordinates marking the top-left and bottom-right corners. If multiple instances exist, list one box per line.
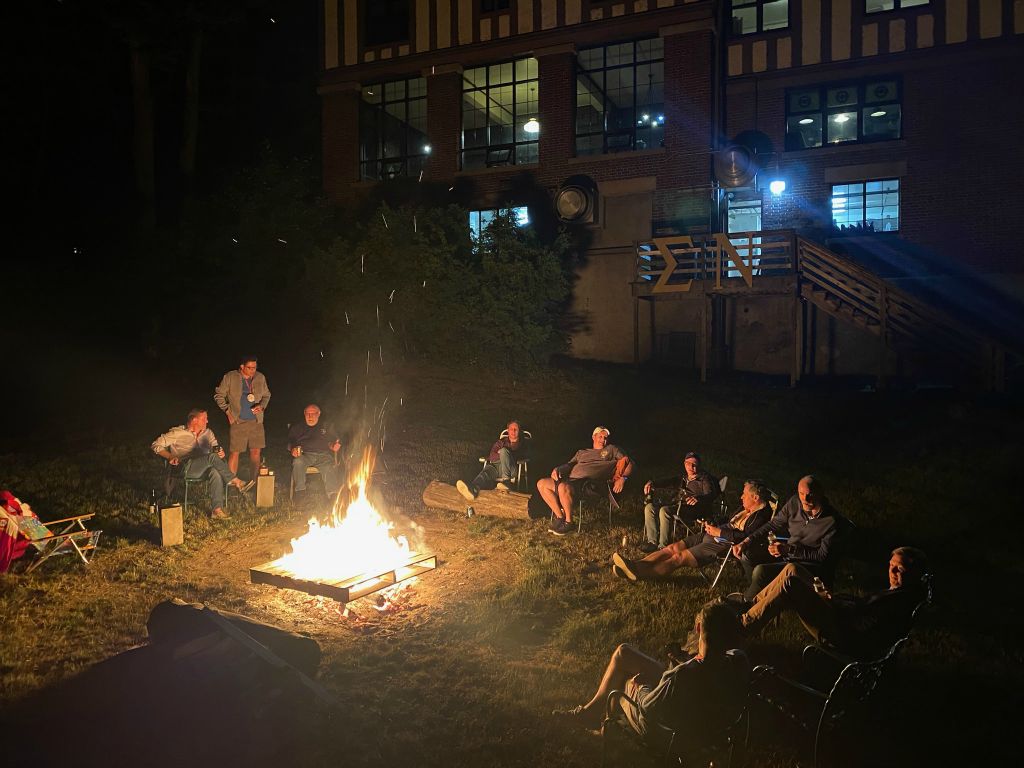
left=740, top=546, right=929, bottom=660
left=552, top=600, right=748, bottom=751
left=612, top=479, right=772, bottom=581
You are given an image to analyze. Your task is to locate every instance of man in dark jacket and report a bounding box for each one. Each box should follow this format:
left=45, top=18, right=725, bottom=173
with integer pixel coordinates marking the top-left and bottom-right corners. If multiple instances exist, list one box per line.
left=732, top=475, right=846, bottom=600
left=741, top=547, right=928, bottom=659
left=613, top=479, right=772, bottom=581
left=642, top=451, right=720, bottom=551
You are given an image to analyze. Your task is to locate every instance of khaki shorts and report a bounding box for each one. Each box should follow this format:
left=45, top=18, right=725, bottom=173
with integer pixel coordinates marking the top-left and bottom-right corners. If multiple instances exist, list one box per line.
left=229, top=419, right=265, bottom=452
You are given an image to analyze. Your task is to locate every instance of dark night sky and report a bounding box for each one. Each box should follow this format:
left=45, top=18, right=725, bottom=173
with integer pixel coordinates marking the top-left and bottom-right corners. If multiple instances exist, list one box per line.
left=10, top=1, right=320, bottom=250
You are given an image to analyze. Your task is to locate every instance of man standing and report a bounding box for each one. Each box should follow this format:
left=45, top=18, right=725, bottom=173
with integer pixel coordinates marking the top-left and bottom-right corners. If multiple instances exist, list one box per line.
left=214, top=355, right=270, bottom=486
left=642, top=451, right=720, bottom=552
left=536, top=426, right=633, bottom=537
left=456, top=420, right=530, bottom=500
left=741, top=547, right=929, bottom=659
left=731, top=475, right=845, bottom=600
left=287, top=404, right=342, bottom=502
left=151, top=409, right=245, bottom=519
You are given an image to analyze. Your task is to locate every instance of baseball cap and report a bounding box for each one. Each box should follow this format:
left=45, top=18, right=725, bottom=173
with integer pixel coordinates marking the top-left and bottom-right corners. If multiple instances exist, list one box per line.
left=592, top=426, right=611, bottom=438
left=684, top=451, right=700, bottom=461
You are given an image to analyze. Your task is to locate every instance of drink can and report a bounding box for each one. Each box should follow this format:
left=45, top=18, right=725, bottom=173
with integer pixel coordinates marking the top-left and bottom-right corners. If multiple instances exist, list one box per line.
left=295, top=445, right=302, bottom=456
left=466, top=506, right=475, bottom=518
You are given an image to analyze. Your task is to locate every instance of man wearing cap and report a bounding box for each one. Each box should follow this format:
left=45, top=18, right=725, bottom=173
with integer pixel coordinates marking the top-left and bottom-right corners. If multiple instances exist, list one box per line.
left=641, top=451, right=720, bottom=552
left=537, top=426, right=633, bottom=537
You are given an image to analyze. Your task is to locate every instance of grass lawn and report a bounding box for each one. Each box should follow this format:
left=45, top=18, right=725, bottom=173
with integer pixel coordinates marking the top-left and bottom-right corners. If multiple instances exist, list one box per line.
left=1, top=361, right=1019, bottom=766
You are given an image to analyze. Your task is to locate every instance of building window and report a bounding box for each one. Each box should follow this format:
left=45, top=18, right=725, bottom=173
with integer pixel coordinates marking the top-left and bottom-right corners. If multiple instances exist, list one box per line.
left=730, top=0, right=789, bottom=35
left=469, top=206, right=530, bottom=241
left=575, top=38, right=664, bottom=157
left=480, top=0, right=510, bottom=11
left=831, top=179, right=900, bottom=232
left=865, top=0, right=929, bottom=13
left=462, top=58, right=539, bottom=171
left=786, top=78, right=901, bottom=150
left=364, top=0, right=410, bottom=46
left=360, top=77, right=428, bottom=181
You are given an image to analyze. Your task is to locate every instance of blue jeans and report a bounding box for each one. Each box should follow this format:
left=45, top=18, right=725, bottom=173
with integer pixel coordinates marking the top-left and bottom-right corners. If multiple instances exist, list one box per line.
left=643, top=503, right=677, bottom=547
left=471, top=448, right=516, bottom=491
left=292, top=451, right=339, bottom=492
left=185, top=454, right=235, bottom=509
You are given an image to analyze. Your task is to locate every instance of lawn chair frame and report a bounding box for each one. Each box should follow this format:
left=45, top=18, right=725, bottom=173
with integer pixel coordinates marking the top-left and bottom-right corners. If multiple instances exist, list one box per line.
left=18, top=513, right=101, bottom=574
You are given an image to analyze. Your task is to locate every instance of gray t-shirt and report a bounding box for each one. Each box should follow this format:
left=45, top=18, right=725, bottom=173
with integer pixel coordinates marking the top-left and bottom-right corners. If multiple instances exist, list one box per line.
left=559, top=444, right=627, bottom=481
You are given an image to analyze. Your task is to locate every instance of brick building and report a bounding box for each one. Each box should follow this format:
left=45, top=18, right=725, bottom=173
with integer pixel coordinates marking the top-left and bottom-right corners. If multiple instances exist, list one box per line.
left=318, top=1, right=1023, bottom=386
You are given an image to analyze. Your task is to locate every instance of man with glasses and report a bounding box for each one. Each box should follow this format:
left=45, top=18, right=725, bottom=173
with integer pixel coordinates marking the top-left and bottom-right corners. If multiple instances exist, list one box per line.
left=214, top=355, right=271, bottom=487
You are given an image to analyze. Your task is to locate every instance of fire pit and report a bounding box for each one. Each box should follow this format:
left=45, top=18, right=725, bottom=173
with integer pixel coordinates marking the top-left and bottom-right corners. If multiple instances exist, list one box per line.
left=250, top=551, right=435, bottom=603
left=250, top=449, right=433, bottom=604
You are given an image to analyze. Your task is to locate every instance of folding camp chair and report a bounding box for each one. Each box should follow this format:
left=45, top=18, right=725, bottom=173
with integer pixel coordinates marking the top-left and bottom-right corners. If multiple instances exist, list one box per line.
left=699, top=487, right=779, bottom=591
left=290, top=453, right=342, bottom=500
left=478, top=428, right=532, bottom=490
left=16, top=512, right=101, bottom=574
left=165, top=458, right=225, bottom=516
left=670, top=475, right=729, bottom=541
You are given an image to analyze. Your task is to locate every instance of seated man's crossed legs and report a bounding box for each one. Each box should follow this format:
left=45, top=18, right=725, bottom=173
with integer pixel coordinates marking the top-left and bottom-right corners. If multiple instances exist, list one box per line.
left=613, top=533, right=706, bottom=581
left=185, top=454, right=243, bottom=518
left=741, top=563, right=840, bottom=644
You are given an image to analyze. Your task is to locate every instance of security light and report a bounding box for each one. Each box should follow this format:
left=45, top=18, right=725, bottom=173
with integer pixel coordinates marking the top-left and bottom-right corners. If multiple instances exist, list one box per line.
left=769, top=180, right=786, bottom=195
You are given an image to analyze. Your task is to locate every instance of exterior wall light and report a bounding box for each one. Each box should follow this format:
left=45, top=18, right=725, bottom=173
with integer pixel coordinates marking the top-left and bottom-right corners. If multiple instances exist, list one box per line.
left=769, top=180, right=786, bottom=195
left=423, top=144, right=432, bottom=154
left=524, top=118, right=540, bottom=134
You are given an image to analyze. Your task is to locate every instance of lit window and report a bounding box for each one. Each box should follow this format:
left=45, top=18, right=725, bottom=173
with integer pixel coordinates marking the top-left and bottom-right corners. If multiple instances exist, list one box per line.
left=865, top=0, right=929, bottom=14
left=786, top=78, right=901, bottom=150
left=462, top=58, right=539, bottom=170
left=468, top=206, right=530, bottom=241
left=730, top=0, right=789, bottom=35
left=575, top=38, right=664, bottom=157
left=360, top=77, right=428, bottom=181
left=831, top=179, right=900, bottom=232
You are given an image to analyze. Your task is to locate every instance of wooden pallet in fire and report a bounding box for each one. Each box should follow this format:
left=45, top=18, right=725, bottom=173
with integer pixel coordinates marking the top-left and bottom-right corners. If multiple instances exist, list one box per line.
left=250, top=551, right=436, bottom=603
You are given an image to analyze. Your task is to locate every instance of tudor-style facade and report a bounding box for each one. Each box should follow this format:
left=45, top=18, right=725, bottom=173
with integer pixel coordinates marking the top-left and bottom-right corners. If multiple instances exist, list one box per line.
left=318, top=1, right=1023, bottom=385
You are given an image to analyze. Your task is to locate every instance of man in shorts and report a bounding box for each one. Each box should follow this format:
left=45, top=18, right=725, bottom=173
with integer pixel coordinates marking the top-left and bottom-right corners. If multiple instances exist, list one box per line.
left=536, top=426, right=632, bottom=536
left=214, top=354, right=271, bottom=487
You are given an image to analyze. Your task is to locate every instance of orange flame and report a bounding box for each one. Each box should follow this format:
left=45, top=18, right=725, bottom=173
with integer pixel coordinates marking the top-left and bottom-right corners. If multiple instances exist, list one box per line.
left=270, top=447, right=414, bottom=584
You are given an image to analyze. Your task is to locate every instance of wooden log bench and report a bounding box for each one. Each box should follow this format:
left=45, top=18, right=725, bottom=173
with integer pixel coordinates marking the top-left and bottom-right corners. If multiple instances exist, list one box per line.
left=421, top=480, right=530, bottom=519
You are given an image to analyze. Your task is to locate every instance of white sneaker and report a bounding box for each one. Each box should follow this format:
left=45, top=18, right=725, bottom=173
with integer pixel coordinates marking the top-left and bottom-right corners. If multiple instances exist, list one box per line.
left=456, top=480, right=477, bottom=501
left=495, top=481, right=511, bottom=492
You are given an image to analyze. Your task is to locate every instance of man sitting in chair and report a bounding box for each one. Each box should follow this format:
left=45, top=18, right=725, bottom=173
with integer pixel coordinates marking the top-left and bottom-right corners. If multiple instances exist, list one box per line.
left=612, top=479, right=772, bottom=582
left=537, top=426, right=632, bottom=537
left=151, top=409, right=245, bottom=520
left=741, top=547, right=928, bottom=660
left=551, top=600, right=748, bottom=752
left=641, top=451, right=720, bottom=552
left=731, top=475, right=845, bottom=601
left=456, top=420, right=529, bottom=500
left=287, top=404, right=341, bottom=503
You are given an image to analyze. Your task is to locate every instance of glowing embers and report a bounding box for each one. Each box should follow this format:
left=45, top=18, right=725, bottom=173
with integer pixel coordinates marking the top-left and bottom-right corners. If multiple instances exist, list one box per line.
left=250, top=551, right=436, bottom=604
left=250, top=448, right=433, bottom=604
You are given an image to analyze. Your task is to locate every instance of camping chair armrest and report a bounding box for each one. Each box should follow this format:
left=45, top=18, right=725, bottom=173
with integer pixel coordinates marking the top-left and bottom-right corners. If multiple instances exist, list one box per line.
left=40, top=513, right=95, bottom=525
left=752, top=665, right=828, bottom=701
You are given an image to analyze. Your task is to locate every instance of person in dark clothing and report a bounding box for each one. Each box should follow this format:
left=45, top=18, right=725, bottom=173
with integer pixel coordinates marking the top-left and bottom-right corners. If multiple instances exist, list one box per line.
left=642, top=451, right=720, bottom=551
left=552, top=600, right=748, bottom=752
left=613, top=479, right=772, bottom=581
left=741, top=547, right=928, bottom=659
left=287, top=404, right=341, bottom=499
left=732, top=475, right=846, bottom=600
left=456, top=420, right=530, bottom=500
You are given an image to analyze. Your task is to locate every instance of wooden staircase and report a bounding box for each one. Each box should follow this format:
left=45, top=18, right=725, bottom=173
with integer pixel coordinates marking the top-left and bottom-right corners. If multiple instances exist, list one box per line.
left=796, top=237, right=1008, bottom=390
